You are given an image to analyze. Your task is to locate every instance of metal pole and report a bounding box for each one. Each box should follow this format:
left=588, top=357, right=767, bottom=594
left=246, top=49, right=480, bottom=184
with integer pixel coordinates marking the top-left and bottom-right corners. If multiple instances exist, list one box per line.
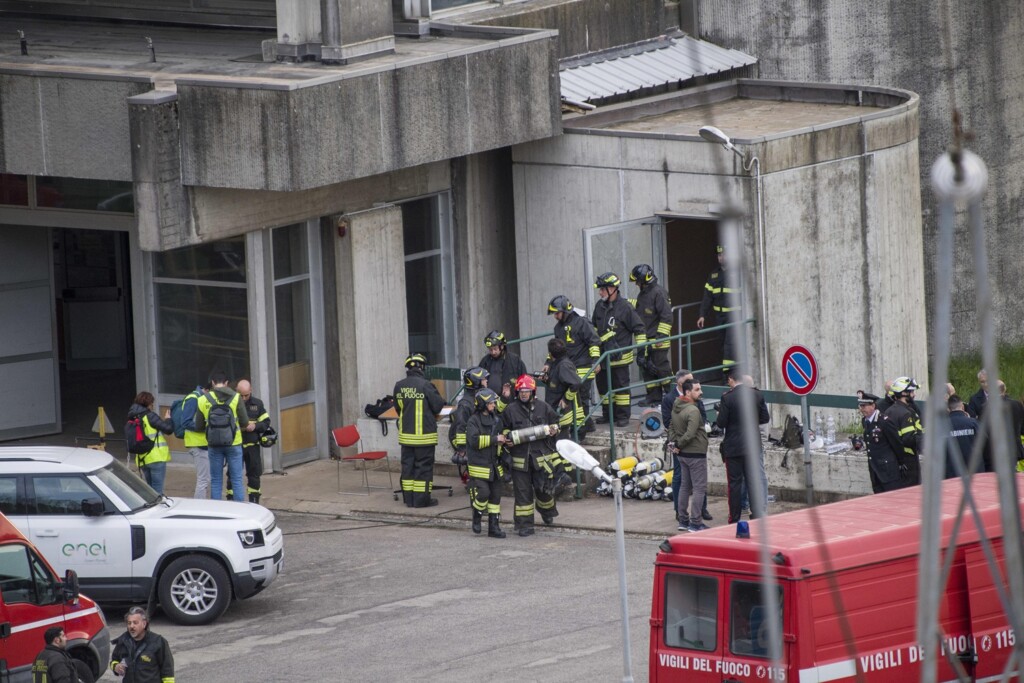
left=801, top=394, right=813, bottom=505
left=612, top=477, right=634, bottom=683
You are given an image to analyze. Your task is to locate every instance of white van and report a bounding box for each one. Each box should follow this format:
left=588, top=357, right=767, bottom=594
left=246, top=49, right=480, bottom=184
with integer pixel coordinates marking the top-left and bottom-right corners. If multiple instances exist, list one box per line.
left=0, top=446, right=284, bottom=625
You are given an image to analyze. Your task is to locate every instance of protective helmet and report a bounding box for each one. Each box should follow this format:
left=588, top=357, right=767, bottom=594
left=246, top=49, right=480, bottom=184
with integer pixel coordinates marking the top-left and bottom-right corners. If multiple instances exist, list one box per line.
left=594, top=272, right=621, bottom=289
left=463, top=366, right=490, bottom=390
left=515, top=374, right=537, bottom=392
left=474, top=388, right=499, bottom=411
left=716, top=244, right=724, bottom=254
left=258, top=426, right=279, bottom=448
left=547, top=295, right=573, bottom=315
left=484, top=330, right=506, bottom=348
left=405, top=353, right=428, bottom=368
left=630, top=264, right=655, bottom=284
left=890, top=376, right=920, bottom=395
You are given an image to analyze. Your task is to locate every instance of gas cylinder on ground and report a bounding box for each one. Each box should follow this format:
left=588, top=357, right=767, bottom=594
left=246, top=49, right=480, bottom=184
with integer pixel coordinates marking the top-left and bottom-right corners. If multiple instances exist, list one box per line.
left=632, top=458, right=664, bottom=478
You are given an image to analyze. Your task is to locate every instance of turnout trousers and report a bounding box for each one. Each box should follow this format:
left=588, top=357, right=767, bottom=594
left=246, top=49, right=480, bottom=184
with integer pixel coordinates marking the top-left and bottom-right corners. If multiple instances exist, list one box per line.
left=400, top=445, right=435, bottom=507
left=512, top=468, right=557, bottom=531
left=599, top=361, right=632, bottom=422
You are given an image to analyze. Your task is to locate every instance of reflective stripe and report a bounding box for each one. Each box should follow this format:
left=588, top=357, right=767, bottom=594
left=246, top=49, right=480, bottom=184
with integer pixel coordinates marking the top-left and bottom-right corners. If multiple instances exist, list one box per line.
left=468, top=465, right=491, bottom=479
left=656, top=322, right=672, bottom=334
left=486, top=503, right=501, bottom=514
left=599, top=330, right=615, bottom=342
left=798, top=658, right=857, bottom=683
left=515, top=503, right=535, bottom=515
left=401, top=480, right=414, bottom=491
left=12, top=605, right=100, bottom=634
left=537, top=497, right=555, bottom=510
left=589, top=346, right=600, bottom=357
left=478, top=435, right=491, bottom=448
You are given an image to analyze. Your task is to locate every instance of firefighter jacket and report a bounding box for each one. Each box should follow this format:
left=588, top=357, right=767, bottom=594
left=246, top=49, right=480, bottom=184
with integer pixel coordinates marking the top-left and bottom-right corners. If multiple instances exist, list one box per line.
left=544, top=356, right=583, bottom=428
left=127, top=403, right=174, bottom=467
left=630, top=279, right=672, bottom=350
left=394, top=368, right=445, bottom=446
left=241, top=394, right=271, bottom=447
left=501, top=398, right=559, bottom=472
left=553, top=310, right=600, bottom=371
left=883, top=399, right=922, bottom=458
left=478, top=350, right=528, bottom=393
left=466, top=409, right=503, bottom=481
left=699, top=266, right=741, bottom=322
left=448, top=390, right=477, bottom=450
left=32, top=644, right=77, bottom=683
left=862, top=410, right=901, bottom=485
left=110, top=629, right=175, bottom=683
left=592, top=295, right=647, bottom=366
left=715, top=384, right=769, bottom=458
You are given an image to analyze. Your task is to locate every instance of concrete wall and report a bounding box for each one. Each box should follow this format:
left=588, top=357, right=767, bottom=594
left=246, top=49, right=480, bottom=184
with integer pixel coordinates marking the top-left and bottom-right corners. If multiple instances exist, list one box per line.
left=696, top=0, right=1024, bottom=355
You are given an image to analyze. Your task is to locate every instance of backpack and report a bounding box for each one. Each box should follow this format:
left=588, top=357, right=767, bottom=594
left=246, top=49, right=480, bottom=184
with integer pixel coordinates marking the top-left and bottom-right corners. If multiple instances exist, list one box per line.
left=170, top=395, right=195, bottom=439
left=364, top=395, right=395, bottom=436
left=782, top=414, right=803, bottom=449
left=204, top=391, right=238, bottom=447
left=125, top=415, right=155, bottom=455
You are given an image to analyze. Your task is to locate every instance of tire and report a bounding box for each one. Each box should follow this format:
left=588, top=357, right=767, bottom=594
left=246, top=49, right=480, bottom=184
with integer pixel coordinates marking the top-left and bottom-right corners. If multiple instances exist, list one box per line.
left=157, top=554, right=232, bottom=625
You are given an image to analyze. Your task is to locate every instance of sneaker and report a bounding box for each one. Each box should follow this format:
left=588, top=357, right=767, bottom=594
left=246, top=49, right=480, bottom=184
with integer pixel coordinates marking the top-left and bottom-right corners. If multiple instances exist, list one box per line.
left=688, top=523, right=709, bottom=532
left=677, top=523, right=689, bottom=531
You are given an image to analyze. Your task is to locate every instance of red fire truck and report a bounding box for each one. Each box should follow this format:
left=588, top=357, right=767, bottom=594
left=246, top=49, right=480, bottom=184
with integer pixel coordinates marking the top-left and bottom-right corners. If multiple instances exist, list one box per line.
left=649, top=473, right=1022, bottom=682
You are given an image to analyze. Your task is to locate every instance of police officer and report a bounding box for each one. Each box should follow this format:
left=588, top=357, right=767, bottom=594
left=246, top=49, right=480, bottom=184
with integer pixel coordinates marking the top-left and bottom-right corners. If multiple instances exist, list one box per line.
left=697, top=245, right=741, bottom=375
left=629, top=264, right=673, bottom=406
left=501, top=374, right=561, bottom=536
left=394, top=353, right=446, bottom=508
left=478, top=330, right=527, bottom=397
left=543, top=337, right=585, bottom=440
left=858, top=392, right=902, bottom=493
left=466, top=388, right=508, bottom=538
left=592, top=272, right=647, bottom=427
left=235, top=379, right=270, bottom=504
left=882, top=376, right=923, bottom=488
left=449, top=367, right=489, bottom=477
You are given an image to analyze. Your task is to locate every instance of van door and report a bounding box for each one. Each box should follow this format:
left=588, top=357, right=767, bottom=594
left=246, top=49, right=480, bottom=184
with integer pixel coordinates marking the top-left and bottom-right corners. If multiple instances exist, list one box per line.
left=0, top=542, right=65, bottom=678
left=965, top=543, right=1008, bottom=680
left=652, top=570, right=724, bottom=682
left=722, top=578, right=788, bottom=682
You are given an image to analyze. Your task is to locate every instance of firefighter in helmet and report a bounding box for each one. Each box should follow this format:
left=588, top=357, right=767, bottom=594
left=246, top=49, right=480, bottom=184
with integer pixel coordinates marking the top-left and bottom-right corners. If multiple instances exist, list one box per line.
left=543, top=337, right=586, bottom=441
left=393, top=353, right=446, bottom=508
left=466, top=388, right=508, bottom=538
left=450, top=366, right=489, bottom=458
left=882, top=376, right=923, bottom=488
left=592, top=272, right=647, bottom=427
left=697, top=244, right=741, bottom=376
left=546, top=295, right=601, bottom=430
left=629, top=264, right=673, bottom=406
left=479, top=330, right=527, bottom=403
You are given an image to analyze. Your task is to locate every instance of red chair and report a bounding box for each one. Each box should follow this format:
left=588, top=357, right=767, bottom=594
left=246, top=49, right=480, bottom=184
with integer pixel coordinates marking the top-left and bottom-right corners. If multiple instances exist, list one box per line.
left=331, top=424, right=393, bottom=495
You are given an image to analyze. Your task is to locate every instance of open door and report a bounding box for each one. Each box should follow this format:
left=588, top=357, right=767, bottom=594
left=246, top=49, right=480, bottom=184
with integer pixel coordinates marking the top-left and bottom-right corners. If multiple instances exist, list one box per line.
left=0, top=225, right=60, bottom=440
left=583, top=218, right=664, bottom=315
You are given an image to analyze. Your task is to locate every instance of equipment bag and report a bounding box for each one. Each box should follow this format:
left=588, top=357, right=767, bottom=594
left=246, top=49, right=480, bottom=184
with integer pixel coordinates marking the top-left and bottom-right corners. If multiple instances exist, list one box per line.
left=125, top=415, right=155, bottom=455
left=782, top=414, right=804, bottom=449
left=364, top=394, right=395, bottom=436
left=170, top=396, right=193, bottom=439
left=204, top=392, right=238, bottom=447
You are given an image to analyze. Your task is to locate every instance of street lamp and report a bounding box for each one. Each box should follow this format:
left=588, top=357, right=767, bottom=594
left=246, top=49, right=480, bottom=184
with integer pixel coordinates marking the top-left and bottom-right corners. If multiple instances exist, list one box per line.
left=698, top=125, right=740, bottom=155
left=556, top=439, right=634, bottom=683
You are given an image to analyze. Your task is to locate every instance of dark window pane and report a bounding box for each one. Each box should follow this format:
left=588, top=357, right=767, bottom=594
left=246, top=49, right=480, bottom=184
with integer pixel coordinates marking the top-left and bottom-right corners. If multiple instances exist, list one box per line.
left=404, top=254, right=443, bottom=363
left=36, top=177, right=134, bottom=213
left=155, top=282, right=250, bottom=393
left=664, top=573, right=718, bottom=651
left=0, top=477, right=20, bottom=514
left=431, top=0, right=485, bottom=9
left=0, top=174, right=29, bottom=206
left=30, top=476, right=96, bottom=515
left=275, top=279, right=312, bottom=396
left=729, top=581, right=783, bottom=658
left=273, top=223, right=308, bottom=280
left=155, top=239, right=247, bottom=283
left=402, top=199, right=439, bottom=254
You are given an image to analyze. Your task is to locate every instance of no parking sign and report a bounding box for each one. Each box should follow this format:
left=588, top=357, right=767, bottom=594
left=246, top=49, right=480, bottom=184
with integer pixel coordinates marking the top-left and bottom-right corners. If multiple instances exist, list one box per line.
left=781, top=345, right=818, bottom=395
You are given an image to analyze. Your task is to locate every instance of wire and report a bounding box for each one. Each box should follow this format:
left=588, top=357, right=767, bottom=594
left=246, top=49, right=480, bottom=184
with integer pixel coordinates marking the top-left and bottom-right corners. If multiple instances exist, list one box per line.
left=281, top=505, right=474, bottom=536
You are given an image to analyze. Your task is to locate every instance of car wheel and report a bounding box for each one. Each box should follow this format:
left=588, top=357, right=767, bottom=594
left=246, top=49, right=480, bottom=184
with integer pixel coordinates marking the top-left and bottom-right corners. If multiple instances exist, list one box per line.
left=158, top=554, right=232, bottom=625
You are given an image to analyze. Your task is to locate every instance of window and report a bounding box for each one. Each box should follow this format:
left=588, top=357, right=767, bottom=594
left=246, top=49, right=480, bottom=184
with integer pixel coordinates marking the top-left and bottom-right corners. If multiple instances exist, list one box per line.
left=730, top=580, right=783, bottom=658
left=402, top=195, right=456, bottom=365
left=274, top=224, right=313, bottom=397
left=0, top=544, right=57, bottom=605
left=94, top=460, right=160, bottom=512
left=35, top=176, right=134, bottom=213
left=664, top=573, right=718, bottom=650
left=30, top=476, right=99, bottom=515
left=0, top=477, right=19, bottom=515
left=153, top=238, right=250, bottom=394
left=0, top=174, right=29, bottom=206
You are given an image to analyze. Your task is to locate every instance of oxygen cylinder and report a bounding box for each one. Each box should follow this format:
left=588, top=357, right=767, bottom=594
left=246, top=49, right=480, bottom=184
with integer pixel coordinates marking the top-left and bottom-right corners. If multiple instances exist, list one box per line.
left=596, top=480, right=612, bottom=496
left=609, top=456, right=638, bottom=474
left=632, top=458, right=664, bottom=478
left=658, top=469, right=673, bottom=489
left=634, top=470, right=667, bottom=492
left=509, top=424, right=554, bottom=446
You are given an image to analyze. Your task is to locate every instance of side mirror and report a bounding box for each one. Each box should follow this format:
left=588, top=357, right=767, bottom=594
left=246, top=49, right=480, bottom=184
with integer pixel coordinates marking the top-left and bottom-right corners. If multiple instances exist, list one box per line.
left=81, top=498, right=104, bottom=517
left=62, top=569, right=80, bottom=602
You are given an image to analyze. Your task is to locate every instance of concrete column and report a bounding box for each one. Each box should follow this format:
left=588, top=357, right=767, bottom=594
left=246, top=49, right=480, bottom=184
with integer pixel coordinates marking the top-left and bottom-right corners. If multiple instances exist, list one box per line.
left=320, top=0, right=395, bottom=64
left=335, top=205, right=408, bottom=424
left=275, top=0, right=322, bottom=62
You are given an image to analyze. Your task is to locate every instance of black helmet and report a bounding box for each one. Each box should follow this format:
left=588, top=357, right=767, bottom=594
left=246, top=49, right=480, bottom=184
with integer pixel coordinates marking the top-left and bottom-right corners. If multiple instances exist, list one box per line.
left=547, top=295, right=573, bottom=315
left=630, top=264, right=655, bottom=284
left=259, top=426, right=278, bottom=448
left=474, top=388, right=499, bottom=411
left=594, top=272, right=621, bottom=289
left=405, top=353, right=428, bottom=369
left=463, top=366, right=489, bottom=390
left=484, top=330, right=506, bottom=348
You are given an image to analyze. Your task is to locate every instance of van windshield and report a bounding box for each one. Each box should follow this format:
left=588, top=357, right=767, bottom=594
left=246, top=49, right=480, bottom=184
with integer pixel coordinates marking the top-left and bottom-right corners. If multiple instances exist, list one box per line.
left=93, top=459, right=161, bottom=511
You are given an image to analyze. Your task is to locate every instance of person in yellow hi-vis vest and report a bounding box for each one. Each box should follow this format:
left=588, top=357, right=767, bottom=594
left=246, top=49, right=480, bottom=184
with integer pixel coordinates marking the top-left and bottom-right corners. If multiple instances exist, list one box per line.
left=127, top=391, right=175, bottom=494
left=194, top=370, right=250, bottom=501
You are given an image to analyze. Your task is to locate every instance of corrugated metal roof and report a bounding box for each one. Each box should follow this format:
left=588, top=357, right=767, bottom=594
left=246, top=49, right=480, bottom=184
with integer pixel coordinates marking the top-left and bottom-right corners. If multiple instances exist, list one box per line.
left=560, top=35, right=757, bottom=104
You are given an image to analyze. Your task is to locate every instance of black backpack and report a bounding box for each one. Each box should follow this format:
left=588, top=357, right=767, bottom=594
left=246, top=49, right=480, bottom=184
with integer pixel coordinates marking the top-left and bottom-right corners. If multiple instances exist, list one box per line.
left=204, top=391, right=238, bottom=447
left=364, top=395, right=395, bottom=436
left=125, top=415, right=155, bottom=455
left=782, top=414, right=804, bottom=449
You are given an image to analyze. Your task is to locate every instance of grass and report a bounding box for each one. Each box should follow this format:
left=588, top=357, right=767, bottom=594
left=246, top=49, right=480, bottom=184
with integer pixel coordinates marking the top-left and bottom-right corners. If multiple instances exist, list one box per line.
left=946, top=345, right=1024, bottom=402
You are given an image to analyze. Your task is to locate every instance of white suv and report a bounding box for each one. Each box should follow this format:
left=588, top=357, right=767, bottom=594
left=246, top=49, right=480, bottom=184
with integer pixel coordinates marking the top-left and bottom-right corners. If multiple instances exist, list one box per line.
left=0, top=446, right=284, bottom=625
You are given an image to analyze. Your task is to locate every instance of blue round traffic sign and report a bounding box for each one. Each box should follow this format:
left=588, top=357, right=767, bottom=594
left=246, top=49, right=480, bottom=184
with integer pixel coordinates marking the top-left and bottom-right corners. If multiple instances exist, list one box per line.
left=781, top=345, right=818, bottom=395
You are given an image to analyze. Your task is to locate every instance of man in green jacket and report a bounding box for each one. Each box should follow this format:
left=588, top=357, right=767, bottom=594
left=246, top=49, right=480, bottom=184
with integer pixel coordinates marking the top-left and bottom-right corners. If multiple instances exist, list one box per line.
left=668, top=379, right=709, bottom=532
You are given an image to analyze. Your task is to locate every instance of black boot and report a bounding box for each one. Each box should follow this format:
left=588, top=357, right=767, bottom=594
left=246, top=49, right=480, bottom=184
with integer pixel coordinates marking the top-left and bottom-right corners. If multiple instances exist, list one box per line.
left=540, top=511, right=555, bottom=526
left=488, top=514, right=506, bottom=539
left=249, top=493, right=261, bottom=505
left=518, top=525, right=535, bottom=537
left=472, top=509, right=482, bottom=535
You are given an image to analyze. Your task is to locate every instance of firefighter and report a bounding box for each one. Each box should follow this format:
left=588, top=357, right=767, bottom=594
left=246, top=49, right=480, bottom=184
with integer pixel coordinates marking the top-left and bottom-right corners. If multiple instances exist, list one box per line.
left=234, top=379, right=271, bottom=504
left=449, top=366, right=488, bottom=487
left=546, top=295, right=601, bottom=428
left=882, top=376, right=923, bottom=488
left=629, top=264, right=673, bottom=406
left=394, top=353, right=446, bottom=508
left=697, top=244, right=741, bottom=375
left=501, top=374, right=561, bottom=536
left=478, top=330, right=527, bottom=397
left=592, top=272, right=647, bottom=427
left=543, top=337, right=586, bottom=441
left=466, top=388, right=508, bottom=538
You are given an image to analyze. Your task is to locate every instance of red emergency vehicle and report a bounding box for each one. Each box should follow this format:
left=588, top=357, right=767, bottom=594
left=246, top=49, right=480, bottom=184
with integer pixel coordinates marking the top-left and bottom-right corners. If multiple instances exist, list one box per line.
left=649, top=473, right=1022, bottom=682
left=0, top=512, right=109, bottom=683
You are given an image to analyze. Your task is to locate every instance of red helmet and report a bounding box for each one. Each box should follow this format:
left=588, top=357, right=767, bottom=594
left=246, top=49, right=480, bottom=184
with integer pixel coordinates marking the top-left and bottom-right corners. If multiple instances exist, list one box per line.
left=515, top=374, right=537, bottom=392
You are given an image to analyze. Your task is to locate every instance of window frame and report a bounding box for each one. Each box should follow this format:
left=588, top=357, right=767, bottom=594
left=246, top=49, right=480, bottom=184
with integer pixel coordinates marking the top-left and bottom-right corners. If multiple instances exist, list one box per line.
left=0, top=543, right=59, bottom=606
left=662, top=571, right=720, bottom=652
left=26, top=474, right=106, bottom=516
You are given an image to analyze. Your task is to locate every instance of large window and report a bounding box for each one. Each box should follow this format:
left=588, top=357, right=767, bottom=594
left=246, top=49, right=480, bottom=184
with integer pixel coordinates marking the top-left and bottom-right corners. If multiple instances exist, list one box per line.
left=402, top=195, right=456, bottom=366
left=153, top=238, right=250, bottom=394
left=0, top=544, right=58, bottom=605
left=0, top=174, right=133, bottom=212
left=274, top=224, right=313, bottom=397
left=664, top=573, right=718, bottom=651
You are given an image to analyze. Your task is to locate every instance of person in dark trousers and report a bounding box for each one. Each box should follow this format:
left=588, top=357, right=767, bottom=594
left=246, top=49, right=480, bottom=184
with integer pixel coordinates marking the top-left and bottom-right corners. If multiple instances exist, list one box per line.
left=33, top=626, right=95, bottom=683
left=629, top=264, right=673, bottom=406
left=858, top=392, right=902, bottom=492
left=697, top=244, right=741, bottom=377
left=592, top=272, right=647, bottom=427
left=234, top=379, right=270, bottom=504
left=478, top=330, right=527, bottom=397
left=946, top=394, right=981, bottom=478
left=967, top=369, right=989, bottom=419
left=543, top=338, right=586, bottom=441
left=667, top=379, right=710, bottom=532
left=449, top=367, right=489, bottom=456
left=661, top=369, right=711, bottom=521
left=394, top=353, right=446, bottom=508
left=194, top=370, right=250, bottom=502
left=546, top=295, right=601, bottom=430
left=126, top=392, right=175, bottom=494
left=882, top=376, right=923, bottom=488
left=465, top=388, right=508, bottom=538
left=110, top=606, right=174, bottom=683
left=716, top=370, right=770, bottom=524
left=997, top=380, right=1024, bottom=467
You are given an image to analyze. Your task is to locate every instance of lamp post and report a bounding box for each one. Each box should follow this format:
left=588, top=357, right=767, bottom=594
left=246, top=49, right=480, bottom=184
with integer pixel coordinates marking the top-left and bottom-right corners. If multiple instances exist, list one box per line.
left=556, top=439, right=633, bottom=683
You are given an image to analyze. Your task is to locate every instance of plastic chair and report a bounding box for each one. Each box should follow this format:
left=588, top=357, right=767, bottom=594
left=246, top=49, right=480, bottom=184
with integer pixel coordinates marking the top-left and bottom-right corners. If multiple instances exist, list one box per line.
left=331, top=425, right=393, bottom=495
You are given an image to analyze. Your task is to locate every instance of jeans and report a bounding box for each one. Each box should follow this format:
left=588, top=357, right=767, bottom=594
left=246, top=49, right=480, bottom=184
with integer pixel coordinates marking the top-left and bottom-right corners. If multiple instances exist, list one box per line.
left=142, top=461, right=167, bottom=494
left=190, top=447, right=210, bottom=498
left=208, top=445, right=245, bottom=502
